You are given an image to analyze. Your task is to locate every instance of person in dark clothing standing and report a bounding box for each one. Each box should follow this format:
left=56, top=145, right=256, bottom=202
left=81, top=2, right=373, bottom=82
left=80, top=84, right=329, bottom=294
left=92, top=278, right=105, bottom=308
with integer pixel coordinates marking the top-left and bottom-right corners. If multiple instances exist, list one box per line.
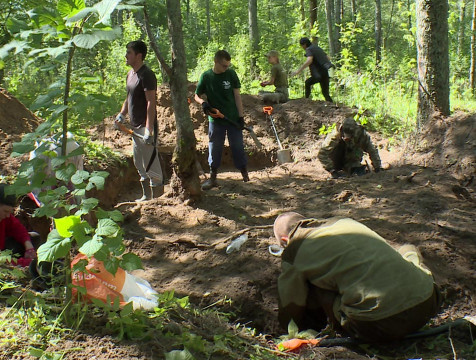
left=115, top=40, right=164, bottom=201
left=291, top=37, right=333, bottom=102
left=194, top=50, right=249, bottom=190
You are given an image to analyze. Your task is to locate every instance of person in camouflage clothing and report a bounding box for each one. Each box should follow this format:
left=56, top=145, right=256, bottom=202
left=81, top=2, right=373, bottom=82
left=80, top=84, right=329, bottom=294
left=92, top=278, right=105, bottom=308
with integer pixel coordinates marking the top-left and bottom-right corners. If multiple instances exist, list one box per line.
left=318, top=117, right=382, bottom=177
left=273, top=212, right=441, bottom=342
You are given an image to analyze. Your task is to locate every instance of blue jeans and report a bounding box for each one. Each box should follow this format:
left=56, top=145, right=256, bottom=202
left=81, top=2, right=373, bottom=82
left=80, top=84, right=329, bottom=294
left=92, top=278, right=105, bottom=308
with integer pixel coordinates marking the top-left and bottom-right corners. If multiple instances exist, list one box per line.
left=208, top=121, right=247, bottom=171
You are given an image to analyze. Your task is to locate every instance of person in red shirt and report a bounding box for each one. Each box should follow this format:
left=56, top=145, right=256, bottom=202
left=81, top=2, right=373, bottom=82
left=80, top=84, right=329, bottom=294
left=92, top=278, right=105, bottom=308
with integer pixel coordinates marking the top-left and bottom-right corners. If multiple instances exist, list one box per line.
left=0, top=184, right=36, bottom=266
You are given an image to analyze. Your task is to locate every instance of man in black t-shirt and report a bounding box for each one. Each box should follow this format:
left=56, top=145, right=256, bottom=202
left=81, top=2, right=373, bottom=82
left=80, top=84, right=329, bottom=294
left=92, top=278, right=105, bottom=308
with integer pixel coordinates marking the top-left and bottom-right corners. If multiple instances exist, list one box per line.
left=291, top=37, right=333, bottom=102
left=115, top=40, right=164, bottom=201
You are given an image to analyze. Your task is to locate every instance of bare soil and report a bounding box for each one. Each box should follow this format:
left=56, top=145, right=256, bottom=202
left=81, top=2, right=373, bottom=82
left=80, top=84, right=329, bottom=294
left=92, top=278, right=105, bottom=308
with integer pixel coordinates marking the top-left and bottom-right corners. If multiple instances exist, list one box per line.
left=1, top=86, right=475, bottom=359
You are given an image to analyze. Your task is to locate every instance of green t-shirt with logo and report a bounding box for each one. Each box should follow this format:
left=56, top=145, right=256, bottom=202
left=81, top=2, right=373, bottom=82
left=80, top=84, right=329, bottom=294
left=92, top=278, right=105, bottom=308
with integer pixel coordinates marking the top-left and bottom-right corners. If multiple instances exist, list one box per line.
left=271, top=63, right=288, bottom=89
left=195, top=68, right=241, bottom=124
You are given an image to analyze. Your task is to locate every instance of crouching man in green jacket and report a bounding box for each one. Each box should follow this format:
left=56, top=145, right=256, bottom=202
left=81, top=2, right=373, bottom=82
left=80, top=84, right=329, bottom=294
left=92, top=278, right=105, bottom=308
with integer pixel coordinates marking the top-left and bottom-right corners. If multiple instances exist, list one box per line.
left=318, top=117, right=382, bottom=178
left=273, top=212, right=441, bottom=342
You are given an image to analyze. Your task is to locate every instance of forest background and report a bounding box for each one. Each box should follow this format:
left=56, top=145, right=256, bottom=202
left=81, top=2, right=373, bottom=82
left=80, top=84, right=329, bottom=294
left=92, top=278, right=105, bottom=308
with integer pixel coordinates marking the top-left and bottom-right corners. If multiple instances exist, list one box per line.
left=1, top=0, right=476, bottom=142
left=0, top=0, right=475, bottom=359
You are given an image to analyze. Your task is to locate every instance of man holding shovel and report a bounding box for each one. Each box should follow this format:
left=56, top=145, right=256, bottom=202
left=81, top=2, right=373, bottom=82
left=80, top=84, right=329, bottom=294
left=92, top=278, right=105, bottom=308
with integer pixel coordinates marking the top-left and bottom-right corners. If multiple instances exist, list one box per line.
left=115, top=40, right=164, bottom=201
left=194, top=50, right=249, bottom=190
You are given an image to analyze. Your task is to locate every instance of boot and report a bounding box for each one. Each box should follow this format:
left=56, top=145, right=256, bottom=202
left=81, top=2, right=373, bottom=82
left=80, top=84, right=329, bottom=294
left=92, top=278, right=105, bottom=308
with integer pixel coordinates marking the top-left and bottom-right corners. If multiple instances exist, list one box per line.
left=241, top=167, right=249, bottom=182
left=150, top=184, right=164, bottom=198
left=136, top=180, right=151, bottom=202
left=201, top=169, right=218, bottom=190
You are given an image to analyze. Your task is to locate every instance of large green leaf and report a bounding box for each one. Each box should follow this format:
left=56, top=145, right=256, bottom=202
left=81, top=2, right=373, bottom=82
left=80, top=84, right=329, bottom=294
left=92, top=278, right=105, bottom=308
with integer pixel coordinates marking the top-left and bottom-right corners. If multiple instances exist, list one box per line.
left=45, top=43, right=73, bottom=58
left=78, top=235, right=103, bottom=256
left=77, top=198, right=99, bottom=215
left=86, top=173, right=107, bottom=190
left=96, top=218, right=120, bottom=237
left=71, top=170, right=90, bottom=185
left=96, top=208, right=123, bottom=222
left=11, top=142, right=36, bottom=156
left=65, top=7, right=96, bottom=25
left=54, top=215, right=81, bottom=237
left=72, top=27, right=121, bottom=49
left=38, top=230, right=72, bottom=262
left=120, top=253, right=142, bottom=271
left=6, top=18, right=29, bottom=34
left=94, top=0, right=121, bottom=26
left=55, top=163, right=76, bottom=182
left=104, top=256, right=119, bottom=275
left=0, top=40, right=30, bottom=59
left=58, top=0, right=86, bottom=18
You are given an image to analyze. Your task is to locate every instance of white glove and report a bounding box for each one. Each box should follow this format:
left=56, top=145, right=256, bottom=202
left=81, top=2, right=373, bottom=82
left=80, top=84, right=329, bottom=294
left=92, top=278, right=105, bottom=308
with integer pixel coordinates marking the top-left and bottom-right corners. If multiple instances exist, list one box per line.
left=143, top=128, right=153, bottom=145
left=116, top=113, right=125, bottom=123
left=114, top=113, right=125, bottom=130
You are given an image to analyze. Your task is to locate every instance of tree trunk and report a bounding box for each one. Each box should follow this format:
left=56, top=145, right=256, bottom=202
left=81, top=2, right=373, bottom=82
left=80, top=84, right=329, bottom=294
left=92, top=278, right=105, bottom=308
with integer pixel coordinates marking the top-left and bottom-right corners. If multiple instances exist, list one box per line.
left=165, top=0, right=201, bottom=198
left=310, top=0, right=318, bottom=34
left=334, top=0, right=341, bottom=56
left=351, top=0, right=357, bottom=22
left=470, top=0, right=476, bottom=92
left=206, top=0, right=211, bottom=40
left=457, top=0, right=466, bottom=56
left=325, top=0, right=335, bottom=57
left=142, top=5, right=172, bottom=81
left=375, top=0, right=382, bottom=64
left=416, top=0, right=450, bottom=126
left=248, top=0, right=259, bottom=73
left=300, top=0, right=306, bottom=22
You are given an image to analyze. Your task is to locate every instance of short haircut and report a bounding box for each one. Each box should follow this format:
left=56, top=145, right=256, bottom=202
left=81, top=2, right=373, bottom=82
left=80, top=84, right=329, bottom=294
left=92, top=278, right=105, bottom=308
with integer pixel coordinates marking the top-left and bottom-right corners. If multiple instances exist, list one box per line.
left=273, top=212, right=306, bottom=242
left=299, top=37, right=312, bottom=47
left=214, top=50, right=231, bottom=62
left=126, top=40, right=148, bottom=61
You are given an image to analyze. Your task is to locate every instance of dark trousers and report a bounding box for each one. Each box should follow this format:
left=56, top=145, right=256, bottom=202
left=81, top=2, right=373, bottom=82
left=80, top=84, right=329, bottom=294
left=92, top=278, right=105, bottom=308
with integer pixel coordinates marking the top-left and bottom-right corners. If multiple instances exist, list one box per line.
left=305, top=75, right=333, bottom=102
left=307, top=284, right=442, bottom=342
left=4, top=235, right=41, bottom=257
left=4, top=236, right=25, bottom=256
left=208, top=121, right=247, bottom=171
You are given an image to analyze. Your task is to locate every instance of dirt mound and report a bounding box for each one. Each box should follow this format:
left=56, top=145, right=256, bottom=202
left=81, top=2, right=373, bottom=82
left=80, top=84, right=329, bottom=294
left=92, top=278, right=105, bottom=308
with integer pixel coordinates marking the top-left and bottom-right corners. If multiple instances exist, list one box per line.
left=405, top=112, right=476, bottom=187
left=0, top=89, right=40, bottom=177
left=154, top=83, right=355, bottom=167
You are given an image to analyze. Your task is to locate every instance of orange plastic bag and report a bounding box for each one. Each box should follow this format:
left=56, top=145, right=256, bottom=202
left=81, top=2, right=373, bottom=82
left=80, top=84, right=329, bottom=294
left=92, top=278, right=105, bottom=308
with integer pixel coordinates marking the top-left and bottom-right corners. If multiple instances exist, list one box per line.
left=71, top=254, right=158, bottom=310
left=71, top=254, right=127, bottom=306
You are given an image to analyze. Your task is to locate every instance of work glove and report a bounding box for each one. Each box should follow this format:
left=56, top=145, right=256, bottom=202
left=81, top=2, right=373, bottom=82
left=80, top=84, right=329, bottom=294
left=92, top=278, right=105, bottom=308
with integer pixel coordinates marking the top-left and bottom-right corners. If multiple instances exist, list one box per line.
left=114, top=113, right=125, bottom=130
left=238, top=116, right=245, bottom=130
left=143, top=128, right=154, bottom=146
left=201, top=102, right=213, bottom=116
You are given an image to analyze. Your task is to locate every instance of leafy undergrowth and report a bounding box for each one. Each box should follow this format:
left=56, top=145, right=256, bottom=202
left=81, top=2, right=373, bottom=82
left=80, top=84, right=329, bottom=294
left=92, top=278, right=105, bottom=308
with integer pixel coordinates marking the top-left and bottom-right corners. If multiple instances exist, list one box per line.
left=1, top=270, right=475, bottom=360
left=0, top=272, right=282, bottom=360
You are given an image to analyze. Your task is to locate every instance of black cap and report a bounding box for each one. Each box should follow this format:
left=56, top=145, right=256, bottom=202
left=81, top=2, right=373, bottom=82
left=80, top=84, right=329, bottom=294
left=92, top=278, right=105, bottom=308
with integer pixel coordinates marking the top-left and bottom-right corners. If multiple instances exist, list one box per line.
left=0, top=183, right=16, bottom=207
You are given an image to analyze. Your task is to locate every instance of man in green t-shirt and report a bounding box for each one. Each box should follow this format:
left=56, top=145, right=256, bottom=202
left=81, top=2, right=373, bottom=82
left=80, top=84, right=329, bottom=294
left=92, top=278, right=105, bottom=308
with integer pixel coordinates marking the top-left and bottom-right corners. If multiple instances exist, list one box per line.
left=194, top=50, right=249, bottom=190
left=273, top=212, right=441, bottom=342
left=259, top=50, right=289, bottom=103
